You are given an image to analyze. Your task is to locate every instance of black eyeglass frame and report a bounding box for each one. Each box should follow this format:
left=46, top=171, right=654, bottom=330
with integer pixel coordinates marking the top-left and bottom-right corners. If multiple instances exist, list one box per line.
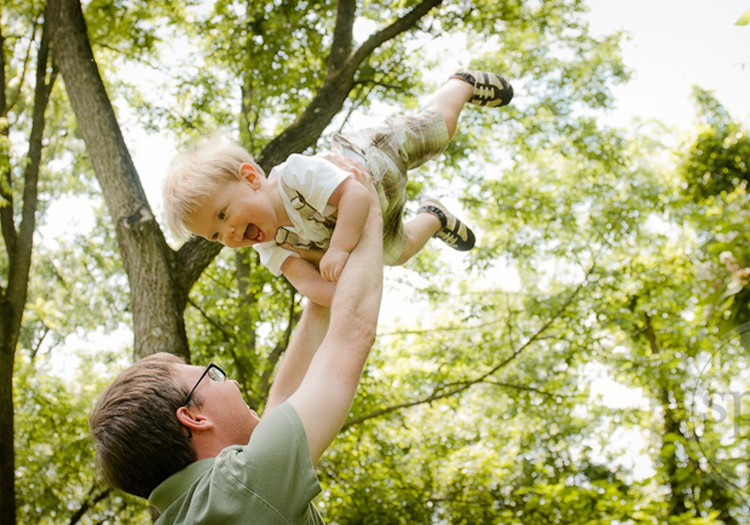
left=182, top=363, right=226, bottom=406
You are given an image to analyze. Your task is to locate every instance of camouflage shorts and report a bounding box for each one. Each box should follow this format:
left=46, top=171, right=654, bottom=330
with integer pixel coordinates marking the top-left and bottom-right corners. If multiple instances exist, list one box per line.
left=331, top=109, right=450, bottom=264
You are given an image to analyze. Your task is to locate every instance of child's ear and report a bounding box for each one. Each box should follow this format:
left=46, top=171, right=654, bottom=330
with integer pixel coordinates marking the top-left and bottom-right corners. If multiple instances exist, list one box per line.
left=238, top=163, right=263, bottom=189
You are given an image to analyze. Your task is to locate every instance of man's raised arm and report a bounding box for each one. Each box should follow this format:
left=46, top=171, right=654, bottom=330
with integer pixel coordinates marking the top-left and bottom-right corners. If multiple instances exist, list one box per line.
left=286, top=176, right=384, bottom=463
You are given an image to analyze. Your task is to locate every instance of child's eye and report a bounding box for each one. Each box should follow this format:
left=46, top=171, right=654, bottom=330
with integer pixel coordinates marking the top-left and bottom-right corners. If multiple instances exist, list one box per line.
left=218, top=210, right=226, bottom=221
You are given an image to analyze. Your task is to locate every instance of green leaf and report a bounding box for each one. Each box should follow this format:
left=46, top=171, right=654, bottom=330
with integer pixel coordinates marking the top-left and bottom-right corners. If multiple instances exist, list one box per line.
left=736, top=8, right=750, bottom=25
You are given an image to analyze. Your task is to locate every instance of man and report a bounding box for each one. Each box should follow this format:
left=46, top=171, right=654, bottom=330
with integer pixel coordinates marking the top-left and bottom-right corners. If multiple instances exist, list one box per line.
left=89, top=163, right=383, bottom=523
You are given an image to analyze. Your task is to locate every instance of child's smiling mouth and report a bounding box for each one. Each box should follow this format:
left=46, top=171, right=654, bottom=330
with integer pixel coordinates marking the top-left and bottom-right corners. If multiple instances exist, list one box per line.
left=244, top=224, right=265, bottom=243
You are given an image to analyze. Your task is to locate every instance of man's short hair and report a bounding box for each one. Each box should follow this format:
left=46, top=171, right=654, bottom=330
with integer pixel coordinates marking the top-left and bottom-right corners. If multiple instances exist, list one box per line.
left=89, top=352, right=196, bottom=498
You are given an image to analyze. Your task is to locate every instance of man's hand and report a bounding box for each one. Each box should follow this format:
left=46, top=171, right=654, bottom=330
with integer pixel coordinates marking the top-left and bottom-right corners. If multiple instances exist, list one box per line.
left=319, top=247, right=350, bottom=282
left=320, top=151, right=367, bottom=178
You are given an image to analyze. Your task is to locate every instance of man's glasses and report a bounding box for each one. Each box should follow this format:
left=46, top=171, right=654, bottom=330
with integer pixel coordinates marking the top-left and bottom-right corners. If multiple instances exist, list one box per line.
left=182, top=363, right=227, bottom=406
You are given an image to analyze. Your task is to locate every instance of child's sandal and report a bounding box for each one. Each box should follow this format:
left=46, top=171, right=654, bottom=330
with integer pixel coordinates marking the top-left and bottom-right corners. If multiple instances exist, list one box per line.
left=451, top=70, right=514, bottom=108
left=417, top=198, right=476, bottom=251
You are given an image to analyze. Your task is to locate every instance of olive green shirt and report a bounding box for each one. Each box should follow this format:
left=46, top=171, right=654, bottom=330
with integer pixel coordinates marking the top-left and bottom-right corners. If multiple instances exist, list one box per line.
left=149, top=403, right=325, bottom=524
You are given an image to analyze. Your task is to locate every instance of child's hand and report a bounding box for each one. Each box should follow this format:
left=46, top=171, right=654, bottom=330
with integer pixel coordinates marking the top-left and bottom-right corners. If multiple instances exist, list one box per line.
left=320, top=247, right=350, bottom=282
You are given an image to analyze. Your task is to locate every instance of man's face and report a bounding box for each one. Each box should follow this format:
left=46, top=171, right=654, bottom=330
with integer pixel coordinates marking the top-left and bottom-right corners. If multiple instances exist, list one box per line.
left=177, top=363, right=261, bottom=445
left=186, top=177, right=278, bottom=248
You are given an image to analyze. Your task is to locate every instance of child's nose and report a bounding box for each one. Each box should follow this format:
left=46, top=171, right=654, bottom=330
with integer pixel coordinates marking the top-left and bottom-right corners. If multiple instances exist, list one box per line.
left=219, top=224, right=237, bottom=245
left=224, top=223, right=236, bottom=239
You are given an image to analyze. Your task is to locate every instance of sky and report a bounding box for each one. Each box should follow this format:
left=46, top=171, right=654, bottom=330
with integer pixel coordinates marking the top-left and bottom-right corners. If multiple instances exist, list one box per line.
left=586, top=0, right=750, bottom=129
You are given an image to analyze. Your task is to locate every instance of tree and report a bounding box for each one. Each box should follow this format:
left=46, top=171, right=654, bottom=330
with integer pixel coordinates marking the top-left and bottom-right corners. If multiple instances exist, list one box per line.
left=13, top=353, right=150, bottom=524
left=680, top=87, right=750, bottom=343
left=45, top=0, right=457, bottom=365
left=0, top=4, right=57, bottom=523
left=46, top=0, right=197, bottom=361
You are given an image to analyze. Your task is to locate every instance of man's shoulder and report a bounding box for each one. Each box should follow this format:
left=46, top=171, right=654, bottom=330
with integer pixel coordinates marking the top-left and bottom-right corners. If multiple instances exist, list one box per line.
left=152, top=404, right=322, bottom=524
left=248, top=402, right=304, bottom=445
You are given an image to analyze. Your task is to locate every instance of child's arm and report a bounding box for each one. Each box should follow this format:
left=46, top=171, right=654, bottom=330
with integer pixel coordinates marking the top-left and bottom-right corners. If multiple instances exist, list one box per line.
left=319, top=176, right=371, bottom=281
left=281, top=256, right=336, bottom=307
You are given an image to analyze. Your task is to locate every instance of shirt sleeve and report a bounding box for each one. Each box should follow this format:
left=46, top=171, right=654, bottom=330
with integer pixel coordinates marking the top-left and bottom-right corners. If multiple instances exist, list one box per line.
left=278, top=153, right=351, bottom=215
left=253, top=241, right=298, bottom=277
left=216, top=403, right=321, bottom=522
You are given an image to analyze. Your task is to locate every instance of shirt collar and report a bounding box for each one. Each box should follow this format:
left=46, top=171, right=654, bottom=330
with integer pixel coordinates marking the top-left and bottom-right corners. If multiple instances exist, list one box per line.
left=148, top=458, right=215, bottom=513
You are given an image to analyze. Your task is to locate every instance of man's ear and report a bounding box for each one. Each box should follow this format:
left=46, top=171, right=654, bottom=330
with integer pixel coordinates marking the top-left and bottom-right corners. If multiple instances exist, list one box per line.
left=176, top=406, right=214, bottom=434
left=238, top=162, right=263, bottom=189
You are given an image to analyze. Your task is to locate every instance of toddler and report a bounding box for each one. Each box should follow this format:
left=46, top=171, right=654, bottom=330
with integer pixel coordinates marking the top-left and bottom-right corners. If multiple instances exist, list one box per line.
left=163, top=69, right=513, bottom=306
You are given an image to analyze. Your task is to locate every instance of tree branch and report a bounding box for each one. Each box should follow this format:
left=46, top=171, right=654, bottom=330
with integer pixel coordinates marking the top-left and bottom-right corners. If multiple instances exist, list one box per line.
left=187, top=297, right=236, bottom=342
left=327, top=0, right=355, bottom=74
left=12, top=19, right=55, bottom=304
left=258, top=0, right=443, bottom=169
left=4, top=16, right=40, bottom=117
left=344, top=261, right=596, bottom=428
left=175, top=237, right=223, bottom=304
left=257, top=287, right=302, bottom=408
left=67, top=484, right=111, bottom=525
left=349, top=0, right=442, bottom=67
left=0, top=21, right=16, bottom=263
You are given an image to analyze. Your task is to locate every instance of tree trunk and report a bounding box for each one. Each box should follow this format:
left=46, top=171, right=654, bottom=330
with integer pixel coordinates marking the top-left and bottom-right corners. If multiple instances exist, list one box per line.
left=0, top=16, right=55, bottom=525
left=642, top=316, right=693, bottom=517
left=45, top=0, right=196, bottom=360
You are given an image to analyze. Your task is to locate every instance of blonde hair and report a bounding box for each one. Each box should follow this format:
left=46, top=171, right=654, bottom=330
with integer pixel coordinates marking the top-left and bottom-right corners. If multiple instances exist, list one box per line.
left=162, top=135, right=261, bottom=239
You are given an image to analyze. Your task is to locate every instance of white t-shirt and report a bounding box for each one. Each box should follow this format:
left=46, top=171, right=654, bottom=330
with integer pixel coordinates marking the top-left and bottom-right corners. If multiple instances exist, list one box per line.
left=253, top=154, right=351, bottom=276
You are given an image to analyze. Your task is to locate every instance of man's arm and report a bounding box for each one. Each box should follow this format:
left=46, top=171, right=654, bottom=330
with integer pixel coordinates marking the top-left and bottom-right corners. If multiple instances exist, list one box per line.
left=286, top=180, right=383, bottom=464
left=264, top=302, right=330, bottom=414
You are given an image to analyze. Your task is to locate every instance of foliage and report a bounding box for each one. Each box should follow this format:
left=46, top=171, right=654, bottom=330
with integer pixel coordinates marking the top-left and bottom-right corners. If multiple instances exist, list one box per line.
left=313, top=86, right=749, bottom=523
left=736, top=8, right=750, bottom=25
left=682, top=88, right=750, bottom=201
left=13, top=352, right=150, bottom=524
left=678, top=88, right=750, bottom=338
left=183, top=248, right=303, bottom=409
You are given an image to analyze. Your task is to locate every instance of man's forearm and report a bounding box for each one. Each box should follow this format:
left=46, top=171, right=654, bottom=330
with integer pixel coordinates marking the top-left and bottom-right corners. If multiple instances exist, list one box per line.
left=285, top=164, right=384, bottom=464
left=265, top=304, right=330, bottom=413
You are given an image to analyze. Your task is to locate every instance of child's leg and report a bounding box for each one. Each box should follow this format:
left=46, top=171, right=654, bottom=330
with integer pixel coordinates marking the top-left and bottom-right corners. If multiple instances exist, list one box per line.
left=393, top=198, right=477, bottom=265
left=425, top=79, right=474, bottom=139
left=393, top=213, right=442, bottom=265
left=426, top=71, right=514, bottom=138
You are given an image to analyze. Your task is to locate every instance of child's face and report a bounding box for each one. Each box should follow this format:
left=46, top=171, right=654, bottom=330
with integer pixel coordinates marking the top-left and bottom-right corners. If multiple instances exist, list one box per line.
left=186, top=177, right=278, bottom=248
